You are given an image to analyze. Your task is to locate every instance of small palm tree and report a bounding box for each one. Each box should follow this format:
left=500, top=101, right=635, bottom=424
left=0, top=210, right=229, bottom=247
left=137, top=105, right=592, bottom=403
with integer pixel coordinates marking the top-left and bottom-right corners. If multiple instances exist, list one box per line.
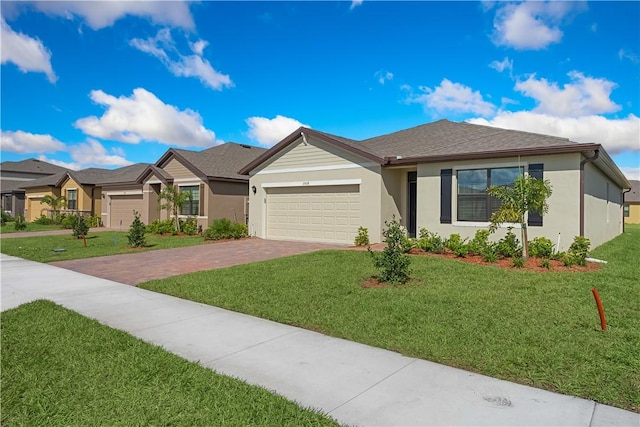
left=158, top=185, right=192, bottom=233
left=487, top=174, right=553, bottom=259
left=40, top=195, right=66, bottom=219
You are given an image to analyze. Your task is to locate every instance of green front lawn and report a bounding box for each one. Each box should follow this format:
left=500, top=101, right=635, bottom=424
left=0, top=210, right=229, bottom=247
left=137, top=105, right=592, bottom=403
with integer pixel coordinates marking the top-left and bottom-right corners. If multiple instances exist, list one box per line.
left=1, top=300, right=338, bottom=426
left=141, top=225, right=640, bottom=412
left=0, top=222, right=63, bottom=233
left=0, top=231, right=207, bottom=262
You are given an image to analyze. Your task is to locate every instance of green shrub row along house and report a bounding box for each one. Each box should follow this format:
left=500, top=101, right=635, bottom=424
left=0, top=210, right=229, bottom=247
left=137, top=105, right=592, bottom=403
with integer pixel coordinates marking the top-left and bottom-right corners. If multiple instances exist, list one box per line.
left=12, top=143, right=265, bottom=230
left=240, top=120, right=631, bottom=251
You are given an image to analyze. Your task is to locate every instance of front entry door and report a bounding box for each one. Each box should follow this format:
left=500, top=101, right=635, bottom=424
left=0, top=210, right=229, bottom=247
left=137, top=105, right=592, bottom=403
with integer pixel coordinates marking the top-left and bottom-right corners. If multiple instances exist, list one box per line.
left=408, top=171, right=417, bottom=237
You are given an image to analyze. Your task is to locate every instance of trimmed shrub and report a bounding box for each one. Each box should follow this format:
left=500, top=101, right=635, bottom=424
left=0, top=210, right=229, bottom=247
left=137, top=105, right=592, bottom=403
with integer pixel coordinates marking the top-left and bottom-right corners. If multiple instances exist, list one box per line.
left=61, top=215, right=78, bottom=229
left=529, top=237, right=554, bottom=258
left=180, top=217, right=198, bottom=236
left=496, top=229, right=521, bottom=258
left=445, top=234, right=468, bottom=255
left=1, top=211, right=13, bottom=226
left=204, top=218, right=248, bottom=241
left=369, top=217, right=411, bottom=285
left=512, top=256, right=525, bottom=268
left=34, top=215, right=54, bottom=225
left=568, top=236, right=590, bottom=266
left=13, top=214, right=27, bottom=231
left=417, top=228, right=446, bottom=253
left=85, top=215, right=102, bottom=228
left=354, top=226, right=370, bottom=246
left=126, top=211, right=146, bottom=248
left=468, top=229, right=491, bottom=255
left=146, top=219, right=176, bottom=235
left=72, top=215, right=89, bottom=239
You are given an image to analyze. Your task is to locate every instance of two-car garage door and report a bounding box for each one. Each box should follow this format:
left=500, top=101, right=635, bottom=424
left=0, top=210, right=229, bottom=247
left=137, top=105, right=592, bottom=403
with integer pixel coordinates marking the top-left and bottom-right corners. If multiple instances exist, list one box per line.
left=266, top=185, right=360, bottom=244
left=109, top=194, right=144, bottom=229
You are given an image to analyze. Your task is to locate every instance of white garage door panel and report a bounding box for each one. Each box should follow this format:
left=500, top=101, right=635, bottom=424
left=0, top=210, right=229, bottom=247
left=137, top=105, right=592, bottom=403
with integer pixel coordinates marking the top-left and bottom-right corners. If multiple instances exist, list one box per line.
left=110, top=194, right=144, bottom=229
left=266, top=185, right=360, bottom=244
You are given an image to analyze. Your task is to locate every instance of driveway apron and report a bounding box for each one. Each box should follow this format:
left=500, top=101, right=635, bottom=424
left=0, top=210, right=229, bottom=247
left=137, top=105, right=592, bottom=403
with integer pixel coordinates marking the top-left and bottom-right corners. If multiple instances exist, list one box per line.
left=49, top=238, right=343, bottom=285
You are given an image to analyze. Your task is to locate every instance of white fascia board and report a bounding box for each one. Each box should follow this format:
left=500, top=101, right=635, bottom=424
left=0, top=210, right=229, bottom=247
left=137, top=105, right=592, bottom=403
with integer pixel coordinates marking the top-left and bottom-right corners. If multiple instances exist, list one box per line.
left=103, top=190, right=143, bottom=196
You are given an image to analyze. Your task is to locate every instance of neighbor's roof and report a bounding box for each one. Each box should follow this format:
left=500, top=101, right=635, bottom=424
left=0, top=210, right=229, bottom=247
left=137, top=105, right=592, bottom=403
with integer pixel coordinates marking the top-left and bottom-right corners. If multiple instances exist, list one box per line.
left=20, top=163, right=151, bottom=189
left=158, top=142, right=267, bottom=181
left=626, top=180, right=640, bottom=203
left=0, top=179, right=29, bottom=193
left=239, top=119, right=630, bottom=189
left=0, top=158, right=67, bottom=175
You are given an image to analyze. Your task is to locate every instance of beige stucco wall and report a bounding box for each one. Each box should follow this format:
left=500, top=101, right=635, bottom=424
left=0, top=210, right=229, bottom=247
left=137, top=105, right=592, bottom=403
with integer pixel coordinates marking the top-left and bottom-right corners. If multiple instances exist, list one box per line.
left=208, top=181, right=249, bottom=224
left=380, top=168, right=407, bottom=229
left=60, top=178, right=97, bottom=214
left=416, top=153, right=582, bottom=251
left=625, top=203, right=640, bottom=224
left=583, top=161, right=623, bottom=248
left=247, top=134, right=386, bottom=242
left=25, top=186, right=59, bottom=221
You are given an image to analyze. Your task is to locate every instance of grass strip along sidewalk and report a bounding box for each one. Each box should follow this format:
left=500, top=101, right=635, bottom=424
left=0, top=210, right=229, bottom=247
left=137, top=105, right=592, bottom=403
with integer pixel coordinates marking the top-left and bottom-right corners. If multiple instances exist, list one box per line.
left=141, top=225, right=640, bottom=412
left=0, top=231, right=206, bottom=262
left=1, top=300, right=339, bottom=426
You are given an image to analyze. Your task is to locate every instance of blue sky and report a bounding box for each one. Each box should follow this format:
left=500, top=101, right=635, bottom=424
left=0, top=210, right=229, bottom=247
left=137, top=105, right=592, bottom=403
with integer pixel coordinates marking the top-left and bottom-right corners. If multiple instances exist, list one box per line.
left=1, top=1, right=639, bottom=179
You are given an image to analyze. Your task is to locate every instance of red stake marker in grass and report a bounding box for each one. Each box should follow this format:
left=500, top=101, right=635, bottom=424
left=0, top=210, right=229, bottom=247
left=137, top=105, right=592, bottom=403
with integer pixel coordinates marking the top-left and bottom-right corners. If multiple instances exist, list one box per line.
left=592, top=288, right=607, bottom=331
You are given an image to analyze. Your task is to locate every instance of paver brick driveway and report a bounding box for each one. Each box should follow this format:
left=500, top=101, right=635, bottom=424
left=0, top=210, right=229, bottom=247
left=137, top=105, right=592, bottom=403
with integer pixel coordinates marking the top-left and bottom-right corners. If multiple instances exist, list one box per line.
left=50, top=238, right=343, bottom=285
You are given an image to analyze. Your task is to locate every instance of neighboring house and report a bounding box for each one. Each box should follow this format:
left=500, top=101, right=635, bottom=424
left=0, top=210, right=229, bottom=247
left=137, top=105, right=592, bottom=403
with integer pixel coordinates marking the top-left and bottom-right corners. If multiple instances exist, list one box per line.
left=0, top=158, right=67, bottom=217
left=20, top=143, right=265, bottom=229
left=239, top=120, right=630, bottom=251
left=100, top=142, right=266, bottom=229
left=623, top=180, right=640, bottom=224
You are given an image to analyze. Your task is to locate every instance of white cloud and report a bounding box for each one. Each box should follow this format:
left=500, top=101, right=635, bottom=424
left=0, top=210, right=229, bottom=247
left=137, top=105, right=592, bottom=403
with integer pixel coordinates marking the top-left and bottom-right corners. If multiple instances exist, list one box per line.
left=468, top=112, right=640, bottom=155
left=405, top=79, right=495, bottom=116
left=37, top=155, right=81, bottom=171
left=246, top=115, right=309, bottom=148
left=0, top=18, right=57, bottom=82
left=74, top=88, right=220, bottom=147
left=621, top=167, right=640, bottom=181
left=491, top=1, right=584, bottom=50
left=130, top=29, right=232, bottom=90
left=489, top=57, right=513, bottom=75
left=70, top=139, right=133, bottom=167
left=1, top=130, right=65, bottom=153
left=618, top=48, right=639, bottom=63
left=374, top=69, right=393, bottom=85
left=350, top=1, right=364, bottom=10
left=515, top=71, right=620, bottom=117
left=30, top=1, right=194, bottom=30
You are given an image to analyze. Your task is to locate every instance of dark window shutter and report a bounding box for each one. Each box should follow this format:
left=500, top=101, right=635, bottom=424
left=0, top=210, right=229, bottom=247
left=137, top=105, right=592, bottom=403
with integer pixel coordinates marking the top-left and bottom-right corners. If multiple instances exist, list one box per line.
left=440, top=169, right=452, bottom=224
left=528, top=164, right=543, bottom=226
left=199, top=183, right=205, bottom=216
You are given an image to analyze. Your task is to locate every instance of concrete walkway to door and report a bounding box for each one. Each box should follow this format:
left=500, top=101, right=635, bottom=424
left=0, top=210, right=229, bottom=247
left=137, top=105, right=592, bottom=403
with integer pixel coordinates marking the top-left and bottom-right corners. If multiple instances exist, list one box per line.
left=50, top=238, right=343, bottom=285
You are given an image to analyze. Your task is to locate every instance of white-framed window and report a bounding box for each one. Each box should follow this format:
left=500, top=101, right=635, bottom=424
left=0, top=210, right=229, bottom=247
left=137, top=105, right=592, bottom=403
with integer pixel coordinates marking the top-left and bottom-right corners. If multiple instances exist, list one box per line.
left=67, top=189, right=77, bottom=210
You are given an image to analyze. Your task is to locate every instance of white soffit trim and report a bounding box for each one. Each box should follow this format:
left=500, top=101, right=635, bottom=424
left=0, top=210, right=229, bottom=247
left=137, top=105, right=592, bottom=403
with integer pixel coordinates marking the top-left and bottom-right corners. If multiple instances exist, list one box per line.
left=104, top=190, right=143, bottom=196
left=27, top=194, right=45, bottom=199
left=262, top=179, right=361, bottom=188
left=173, top=178, right=203, bottom=184
left=256, top=163, right=377, bottom=175
left=146, top=180, right=162, bottom=184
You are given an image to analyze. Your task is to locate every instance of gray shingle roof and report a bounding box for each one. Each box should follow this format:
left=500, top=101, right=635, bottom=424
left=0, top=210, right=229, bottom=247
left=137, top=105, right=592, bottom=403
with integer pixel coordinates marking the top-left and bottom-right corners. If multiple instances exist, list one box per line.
left=0, top=179, right=29, bottom=193
left=19, top=163, right=151, bottom=188
left=626, top=180, right=640, bottom=203
left=171, top=142, right=267, bottom=181
left=0, top=158, right=68, bottom=175
left=360, top=119, right=582, bottom=159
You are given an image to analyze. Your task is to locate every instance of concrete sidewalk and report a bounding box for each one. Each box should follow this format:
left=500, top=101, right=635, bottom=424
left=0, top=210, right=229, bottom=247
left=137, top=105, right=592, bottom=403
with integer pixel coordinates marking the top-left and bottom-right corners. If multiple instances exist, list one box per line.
left=1, top=254, right=637, bottom=426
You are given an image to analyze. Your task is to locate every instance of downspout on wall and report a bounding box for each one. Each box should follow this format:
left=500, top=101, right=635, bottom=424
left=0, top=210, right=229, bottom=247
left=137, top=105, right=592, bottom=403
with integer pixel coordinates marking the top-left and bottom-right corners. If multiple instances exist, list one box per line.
left=622, top=187, right=632, bottom=232
left=579, top=149, right=600, bottom=236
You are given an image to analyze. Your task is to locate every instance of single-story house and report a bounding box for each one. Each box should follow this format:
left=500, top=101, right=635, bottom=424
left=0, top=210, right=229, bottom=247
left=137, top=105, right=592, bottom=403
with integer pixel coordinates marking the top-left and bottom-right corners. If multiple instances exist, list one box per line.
left=624, top=180, right=640, bottom=224
left=0, top=158, right=67, bottom=217
left=239, top=119, right=630, bottom=251
left=99, top=142, right=266, bottom=229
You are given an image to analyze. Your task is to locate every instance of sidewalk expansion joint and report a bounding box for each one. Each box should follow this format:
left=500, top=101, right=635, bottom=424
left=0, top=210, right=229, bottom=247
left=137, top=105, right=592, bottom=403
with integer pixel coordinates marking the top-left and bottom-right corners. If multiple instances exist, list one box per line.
left=203, top=329, right=302, bottom=364
left=327, top=358, right=417, bottom=415
left=588, top=402, right=597, bottom=427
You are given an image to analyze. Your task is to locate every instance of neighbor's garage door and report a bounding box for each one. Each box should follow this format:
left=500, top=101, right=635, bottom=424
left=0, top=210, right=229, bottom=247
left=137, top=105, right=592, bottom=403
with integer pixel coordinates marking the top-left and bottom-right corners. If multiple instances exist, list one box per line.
left=109, top=194, right=144, bottom=229
left=266, top=185, right=360, bottom=244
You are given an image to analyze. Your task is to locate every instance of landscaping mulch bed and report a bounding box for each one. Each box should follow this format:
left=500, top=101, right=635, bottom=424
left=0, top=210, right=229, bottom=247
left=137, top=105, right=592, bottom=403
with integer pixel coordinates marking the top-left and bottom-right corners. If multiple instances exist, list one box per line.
left=407, top=249, right=601, bottom=273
